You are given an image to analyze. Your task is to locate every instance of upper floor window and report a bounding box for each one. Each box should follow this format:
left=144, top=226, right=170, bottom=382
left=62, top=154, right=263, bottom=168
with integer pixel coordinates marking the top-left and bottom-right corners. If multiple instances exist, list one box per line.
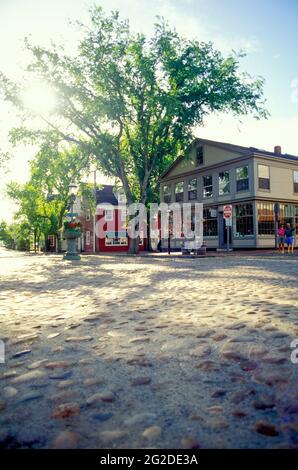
left=196, top=146, right=204, bottom=166
left=105, top=209, right=113, bottom=221
left=86, top=209, right=91, bottom=221
left=203, top=175, right=213, bottom=198
left=188, top=179, right=197, bottom=200
left=163, top=185, right=171, bottom=203
left=236, top=165, right=249, bottom=192
left=258, top=165, right=270, bottom=190
left=294, top=171, right=298, bottom=193
left=118, top=192, right=126, bottom=203
left=120, top=209, right=126, bottom=222
left=218, top=171, right=230, bottom=195
left=175, top=182, right=184, bottom=202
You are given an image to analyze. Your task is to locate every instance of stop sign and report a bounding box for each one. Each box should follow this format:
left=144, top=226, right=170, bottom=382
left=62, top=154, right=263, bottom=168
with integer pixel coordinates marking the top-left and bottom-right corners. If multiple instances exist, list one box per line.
left=223, top=205, right=232, bottom=219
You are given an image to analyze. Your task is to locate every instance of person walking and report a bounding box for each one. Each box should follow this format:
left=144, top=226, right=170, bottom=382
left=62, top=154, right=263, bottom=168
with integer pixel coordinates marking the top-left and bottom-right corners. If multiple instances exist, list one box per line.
left=285, top=223, right=295, bottom=254
left=277, top=224, right=285, bottom=254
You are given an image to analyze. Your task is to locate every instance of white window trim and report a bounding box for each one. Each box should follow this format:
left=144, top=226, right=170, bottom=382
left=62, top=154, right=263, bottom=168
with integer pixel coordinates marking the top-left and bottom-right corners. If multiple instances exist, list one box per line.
left=48, top=235, right=55, bottom=247
left=105, top=236, right=128, bottom=246
left=86, top=230, right=91, bottom=245
left=120, top=209, right=127, bottom=222
left=105, top=209, right=113, bottom=221
left=86, top=209, right=91, bottom=222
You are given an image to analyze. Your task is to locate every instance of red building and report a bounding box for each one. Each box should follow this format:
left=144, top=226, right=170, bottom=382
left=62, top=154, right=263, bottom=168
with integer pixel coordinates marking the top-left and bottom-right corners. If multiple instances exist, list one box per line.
left=80, top=185, right=146, bottom=253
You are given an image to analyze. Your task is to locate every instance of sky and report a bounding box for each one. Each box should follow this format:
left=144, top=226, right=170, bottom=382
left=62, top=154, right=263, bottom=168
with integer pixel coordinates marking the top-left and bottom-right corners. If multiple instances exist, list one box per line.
left=0, top=0, right=298, bottom=221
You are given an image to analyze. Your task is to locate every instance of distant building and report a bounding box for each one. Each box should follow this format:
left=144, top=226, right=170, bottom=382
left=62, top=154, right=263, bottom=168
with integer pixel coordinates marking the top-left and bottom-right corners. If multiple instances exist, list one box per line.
left=159, top=138, right=298, bottom=249
left=80, top=185, right=146, bottom=253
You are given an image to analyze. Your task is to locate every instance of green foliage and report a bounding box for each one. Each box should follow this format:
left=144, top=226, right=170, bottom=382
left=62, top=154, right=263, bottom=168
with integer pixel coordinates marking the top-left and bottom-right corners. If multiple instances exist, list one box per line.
left=5, top=143, right=88, bottom=249
left=0, top=220, right=31, bottom=250
left=0, top=6, right=268, bottom=206
left=0, top=7, right=268, bottom=252
left=0, top=221, right=14, bottom=248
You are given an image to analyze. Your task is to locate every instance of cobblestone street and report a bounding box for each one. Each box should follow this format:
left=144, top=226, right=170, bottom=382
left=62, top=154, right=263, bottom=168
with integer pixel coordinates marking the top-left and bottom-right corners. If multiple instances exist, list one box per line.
left=0, top=247, right=298, bottom=449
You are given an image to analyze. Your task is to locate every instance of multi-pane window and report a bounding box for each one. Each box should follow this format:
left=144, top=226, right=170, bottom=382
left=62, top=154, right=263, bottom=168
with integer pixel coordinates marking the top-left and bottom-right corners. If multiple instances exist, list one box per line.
left=294, top=171, right=298, bottom=193
left=257, top=202, right=274, bottom=235
left=236, top=165, right=249, bottom=191
left=48, top=235, right=55, bottom=247
left=196, top=146, right=204, bottom=166
left=234, top=204, right=254, bottom=237
left=105, top=232, right=128, bottom=246
left=203, top=175, right=213, bottom=198
left=86, top=209, right=91, bottom=221
left=188, top=179, right=197, bottom=200
left=86, top=230, right=91, bottom=245
left=105, top=209, right=113, bottom=221
left=218, top=171, right=230, bottom=195
left=175, top=182, right=184, bottom=202
left=258, top=165, right=270, bottom=190
left=163, top=185, right=171, bottom=203
left=120, top=209, right=126, bottom=222
left=203, top=208, right=218, bottom=237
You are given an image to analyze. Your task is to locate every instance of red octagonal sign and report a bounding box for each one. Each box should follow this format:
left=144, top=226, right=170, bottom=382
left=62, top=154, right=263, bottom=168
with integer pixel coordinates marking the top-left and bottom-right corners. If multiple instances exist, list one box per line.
left=223, top=204, right=232, bottom=219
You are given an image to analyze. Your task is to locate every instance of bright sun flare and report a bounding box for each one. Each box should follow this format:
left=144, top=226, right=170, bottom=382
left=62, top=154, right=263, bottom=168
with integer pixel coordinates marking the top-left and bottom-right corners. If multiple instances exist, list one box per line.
left=22, top=82, right=56, bottom=115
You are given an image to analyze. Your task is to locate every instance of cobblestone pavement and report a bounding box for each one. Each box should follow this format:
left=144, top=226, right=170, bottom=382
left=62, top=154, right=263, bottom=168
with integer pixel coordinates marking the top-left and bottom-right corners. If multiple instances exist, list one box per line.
left=0, top=247, right=298, bottom=449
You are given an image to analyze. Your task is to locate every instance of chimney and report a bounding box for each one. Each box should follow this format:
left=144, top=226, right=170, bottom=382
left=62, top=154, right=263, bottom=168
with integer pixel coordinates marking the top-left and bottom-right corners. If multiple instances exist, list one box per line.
left=274, top=145, right=282, bottom=154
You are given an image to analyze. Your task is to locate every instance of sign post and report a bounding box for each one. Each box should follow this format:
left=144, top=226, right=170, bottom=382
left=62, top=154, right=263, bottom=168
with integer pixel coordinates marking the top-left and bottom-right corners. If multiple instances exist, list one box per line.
left=223, top=205, right=233, bottom=253
left=274, top=203, right=280, bottom=250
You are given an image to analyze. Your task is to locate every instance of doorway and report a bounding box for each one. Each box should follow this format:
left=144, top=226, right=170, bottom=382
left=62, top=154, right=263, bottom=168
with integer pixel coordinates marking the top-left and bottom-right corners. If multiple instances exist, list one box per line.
left=219, top=212, right=232, bottom=249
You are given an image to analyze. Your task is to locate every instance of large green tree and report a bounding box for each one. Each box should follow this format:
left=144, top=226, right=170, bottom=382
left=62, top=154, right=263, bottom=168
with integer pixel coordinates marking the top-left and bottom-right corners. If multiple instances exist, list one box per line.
left=0, top=6, right=268, bottom=253
left=6, top=143, right=91, bottom=251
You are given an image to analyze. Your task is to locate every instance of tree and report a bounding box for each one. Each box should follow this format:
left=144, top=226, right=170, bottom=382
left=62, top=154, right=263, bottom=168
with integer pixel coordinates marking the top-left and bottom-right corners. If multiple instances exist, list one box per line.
left=6, top=143, right=90, bottom=251
left=0, top=6, right=268, bottom=253
left=6, top=181, right=50, bottom=252
left=0, top=221, right=14, bottom=248
left=0, top=220, right=31, bottom=250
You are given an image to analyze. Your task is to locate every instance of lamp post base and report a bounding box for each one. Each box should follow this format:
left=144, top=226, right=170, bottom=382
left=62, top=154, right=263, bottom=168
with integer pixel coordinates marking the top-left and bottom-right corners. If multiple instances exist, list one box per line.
left=63, top=253, right=81, bottom=261
left=63, top=234, right=81, bottom=261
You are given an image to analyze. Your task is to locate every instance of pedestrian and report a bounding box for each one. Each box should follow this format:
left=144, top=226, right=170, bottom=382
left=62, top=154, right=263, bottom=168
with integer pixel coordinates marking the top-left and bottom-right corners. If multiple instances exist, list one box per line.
left=285, top=223, right=295, bottom=254
left=277, top=224, right=285, bottom=254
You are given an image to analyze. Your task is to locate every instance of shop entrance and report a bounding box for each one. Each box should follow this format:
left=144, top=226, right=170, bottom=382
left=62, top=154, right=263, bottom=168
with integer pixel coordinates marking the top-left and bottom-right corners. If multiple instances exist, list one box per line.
left=219, top=212, right=232, bottom=249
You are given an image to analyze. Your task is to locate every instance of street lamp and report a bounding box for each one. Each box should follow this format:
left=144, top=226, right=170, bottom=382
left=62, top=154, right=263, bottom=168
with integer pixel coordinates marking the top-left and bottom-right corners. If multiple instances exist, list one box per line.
left=63, top=183, right=81, bottom=261
left=167, top=209, right=172, bottom=255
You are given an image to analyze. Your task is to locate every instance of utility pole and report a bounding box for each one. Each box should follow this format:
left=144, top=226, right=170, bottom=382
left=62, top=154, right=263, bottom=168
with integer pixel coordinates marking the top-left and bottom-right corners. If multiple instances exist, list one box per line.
left=93, top=169, right=97, bottom=253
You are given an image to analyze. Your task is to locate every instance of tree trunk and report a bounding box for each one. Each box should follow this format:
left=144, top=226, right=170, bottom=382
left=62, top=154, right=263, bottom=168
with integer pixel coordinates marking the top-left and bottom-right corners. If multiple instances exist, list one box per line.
left=34, top=229, right=37, bottom=253
left=128, top=234, right=140, bottom=255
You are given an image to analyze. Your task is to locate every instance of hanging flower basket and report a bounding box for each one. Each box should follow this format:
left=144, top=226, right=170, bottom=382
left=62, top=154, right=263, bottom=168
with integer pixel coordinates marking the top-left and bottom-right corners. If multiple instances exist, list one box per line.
left=63, top=221, right=82, bottom=239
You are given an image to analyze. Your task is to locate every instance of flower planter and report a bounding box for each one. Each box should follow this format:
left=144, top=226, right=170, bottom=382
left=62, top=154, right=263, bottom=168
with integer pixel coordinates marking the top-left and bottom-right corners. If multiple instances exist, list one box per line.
left=63, top=228, right=82, bottom=260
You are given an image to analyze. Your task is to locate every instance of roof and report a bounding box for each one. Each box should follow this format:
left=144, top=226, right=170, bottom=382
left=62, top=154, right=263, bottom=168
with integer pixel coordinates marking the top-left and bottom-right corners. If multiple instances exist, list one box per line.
left=160, top=137, right=298, bottom=180
left=96, top=185, right=119, bottom=206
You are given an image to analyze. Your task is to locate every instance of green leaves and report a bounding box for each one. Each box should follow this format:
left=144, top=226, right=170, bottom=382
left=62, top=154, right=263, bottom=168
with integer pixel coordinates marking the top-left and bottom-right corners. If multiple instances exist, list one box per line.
left=0, top=5, right=268, bottom=211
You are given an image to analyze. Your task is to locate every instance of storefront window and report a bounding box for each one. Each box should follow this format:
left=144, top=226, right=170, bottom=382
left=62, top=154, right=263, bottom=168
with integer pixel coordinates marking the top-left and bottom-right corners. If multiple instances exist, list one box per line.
left=188, top=179, right=197, bottom=200
left=175, top=182, right=184, bottom=202
left=257, top=202, right=274, bottom=235
left=203, top=175, right=213, bottom=198
left=203, top=208, right=218, bottom=237
left=235, top=204, right=254, bottom=237
left=105, top=231, right=128, bottom=246
left=218, top=171, right=230, bottom=195
left=236, top=166, right=249, bottom=192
